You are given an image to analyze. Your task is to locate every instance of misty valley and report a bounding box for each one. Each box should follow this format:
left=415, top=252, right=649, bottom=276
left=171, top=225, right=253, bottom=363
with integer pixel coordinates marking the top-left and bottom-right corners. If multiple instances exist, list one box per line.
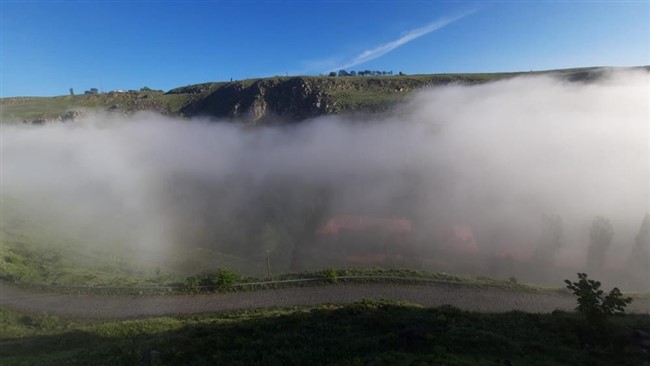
left=1, top=70, right=648, bottom=293
left=4, top=1, right=650, bottom=363
left=2, top=68, right=650, bottom=366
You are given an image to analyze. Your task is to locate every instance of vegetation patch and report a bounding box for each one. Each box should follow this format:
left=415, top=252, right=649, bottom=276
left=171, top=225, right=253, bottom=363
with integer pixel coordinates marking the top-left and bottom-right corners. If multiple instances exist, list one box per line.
left=1, top=300, right=649, bottom=365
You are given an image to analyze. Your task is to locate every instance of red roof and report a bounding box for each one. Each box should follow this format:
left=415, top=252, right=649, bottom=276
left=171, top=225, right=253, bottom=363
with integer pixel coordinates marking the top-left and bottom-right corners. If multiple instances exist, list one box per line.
left=315, top=215, right=412, bottom=236
left=436, top=224, right=480, bottom=254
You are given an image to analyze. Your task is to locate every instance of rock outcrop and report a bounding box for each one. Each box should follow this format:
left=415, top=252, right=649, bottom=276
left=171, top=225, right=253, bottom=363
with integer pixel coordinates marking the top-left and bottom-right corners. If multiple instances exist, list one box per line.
left=7, top=66, right=639, bottom=125
left=23, top=110, right=84, bottom=125
left=178, top=75, right=496, bottom=124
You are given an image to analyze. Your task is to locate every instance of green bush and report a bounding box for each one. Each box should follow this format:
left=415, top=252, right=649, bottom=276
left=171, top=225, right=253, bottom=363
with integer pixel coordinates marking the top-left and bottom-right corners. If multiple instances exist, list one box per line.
left=183, top=276, right=201, bottom=293
left=211, top=268, right=239, bottom=291
left=564, top=273, right=632, bottom=325
left=183, top=268, right=240, bottom=293
left=18, top=314, right=60, bottom=330
left=323, top=268, right=338, bottom=283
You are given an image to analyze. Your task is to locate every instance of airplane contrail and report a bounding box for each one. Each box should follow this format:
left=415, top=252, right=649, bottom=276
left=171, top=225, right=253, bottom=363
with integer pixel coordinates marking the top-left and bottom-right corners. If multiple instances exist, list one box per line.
left=328, top=10, right=477, bottom=72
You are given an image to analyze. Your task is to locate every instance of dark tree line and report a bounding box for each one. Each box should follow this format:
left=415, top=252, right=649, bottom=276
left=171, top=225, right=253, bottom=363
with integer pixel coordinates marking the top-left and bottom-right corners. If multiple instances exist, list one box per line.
left=529, top=214, right=649, bottom=289
left=628, top=214, right=649, bottom=285
left=327, top=70, right=404, bottom=77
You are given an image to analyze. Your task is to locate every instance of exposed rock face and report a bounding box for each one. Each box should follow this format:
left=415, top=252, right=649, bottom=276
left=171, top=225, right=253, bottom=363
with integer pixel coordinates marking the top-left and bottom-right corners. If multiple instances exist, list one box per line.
left=23, top=110, right=84, bottom=125
left=181, top=77, right=335, bottom=123
left=104, top=91, right=174, bottom=115
left=178, top=75, right=509, bottom=123
left=8, top=67, right=635, bottom=125
left=61, top=110, right=82, bottom=121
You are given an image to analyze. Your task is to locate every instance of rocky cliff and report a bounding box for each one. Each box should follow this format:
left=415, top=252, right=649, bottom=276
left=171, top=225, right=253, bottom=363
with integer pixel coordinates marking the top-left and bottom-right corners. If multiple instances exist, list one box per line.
left=4, top=67, right=638, bottom=125
left=174, top=74, right=509, bottom=123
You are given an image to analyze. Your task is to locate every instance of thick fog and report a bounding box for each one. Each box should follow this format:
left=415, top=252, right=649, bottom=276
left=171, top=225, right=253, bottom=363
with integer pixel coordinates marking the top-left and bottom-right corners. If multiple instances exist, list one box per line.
left=2, top=70, right=648, bottom=289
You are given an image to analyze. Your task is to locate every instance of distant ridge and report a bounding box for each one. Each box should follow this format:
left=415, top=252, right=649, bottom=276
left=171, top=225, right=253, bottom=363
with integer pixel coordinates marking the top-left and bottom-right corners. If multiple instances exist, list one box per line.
left=2, top=66, right=647, bottom=125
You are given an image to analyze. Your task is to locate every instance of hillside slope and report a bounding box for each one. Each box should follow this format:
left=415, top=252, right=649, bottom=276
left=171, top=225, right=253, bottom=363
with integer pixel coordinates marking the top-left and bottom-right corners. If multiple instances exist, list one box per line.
left=1, top=67, right=640, bottom=124
left=172, top=73, right=515, bottom=123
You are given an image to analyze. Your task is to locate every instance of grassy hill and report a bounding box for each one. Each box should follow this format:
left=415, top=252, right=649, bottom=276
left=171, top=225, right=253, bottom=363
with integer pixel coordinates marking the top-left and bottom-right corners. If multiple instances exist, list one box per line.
left=2, top=300, right=649, bottom=365
left=2, top=67, right=636, bottom=124
left=0, top=90, right=188, bottom=123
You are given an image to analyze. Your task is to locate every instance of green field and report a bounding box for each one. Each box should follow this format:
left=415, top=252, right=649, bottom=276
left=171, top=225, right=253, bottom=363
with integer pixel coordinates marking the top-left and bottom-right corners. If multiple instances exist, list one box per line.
left=1, top=300, right=649, bottom=366
left=0, top=91, right=189, bottom=123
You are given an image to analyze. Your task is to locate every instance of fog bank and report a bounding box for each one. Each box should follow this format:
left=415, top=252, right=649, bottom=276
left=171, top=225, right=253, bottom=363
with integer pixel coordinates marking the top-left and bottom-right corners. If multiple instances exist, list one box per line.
left=2, top=70, right=648, bottom=288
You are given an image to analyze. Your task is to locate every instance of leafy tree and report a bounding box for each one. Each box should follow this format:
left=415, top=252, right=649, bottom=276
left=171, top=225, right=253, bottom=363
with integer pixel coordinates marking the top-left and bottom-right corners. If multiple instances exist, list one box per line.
left=211, top=268, right=240, bottom=291
left=564, top=273, right=632, bottom=325
left=587, top=217, right=613, bottom=274
left=628, top=214, right=650, bottom=288
left=349, top=71, right=357, bottom=76
left=534, top=214, right=563, bottom=264
left=632, top=214, right=649, bottom=259
left=533, top=215, right=563, bottom=281
left=328, top=71, right=337, bottom=77
left=338, top=69, right=349, bottom=77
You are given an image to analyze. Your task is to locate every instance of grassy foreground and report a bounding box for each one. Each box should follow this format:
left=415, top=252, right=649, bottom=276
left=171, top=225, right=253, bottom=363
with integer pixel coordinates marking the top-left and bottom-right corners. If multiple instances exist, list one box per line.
left=1, top=300, right=649, bottom=366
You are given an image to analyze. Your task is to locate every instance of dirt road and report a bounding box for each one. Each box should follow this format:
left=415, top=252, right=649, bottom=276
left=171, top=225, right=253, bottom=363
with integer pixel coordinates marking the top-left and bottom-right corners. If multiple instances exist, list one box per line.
left=1, top=282, right=648, bottom=319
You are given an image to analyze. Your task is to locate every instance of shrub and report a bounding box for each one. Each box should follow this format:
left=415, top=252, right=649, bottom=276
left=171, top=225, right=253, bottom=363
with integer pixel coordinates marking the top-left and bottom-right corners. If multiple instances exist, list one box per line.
left=323, top=268, right=338, bottom=283
left=587, top=217, right=613, bottom=273
left=211, top=268, right=239, bottom=291
left=564, top=273, right=632, bottom=325
left=19, top=314, right=60, bottom=329
left=183, top=268, right=240, bottom=293
left=184, top=276, right=201, bottom=293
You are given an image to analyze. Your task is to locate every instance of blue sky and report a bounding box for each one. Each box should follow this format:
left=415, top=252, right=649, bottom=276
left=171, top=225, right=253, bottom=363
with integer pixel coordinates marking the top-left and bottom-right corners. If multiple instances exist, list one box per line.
left=1, top=1, right=648, bottom=97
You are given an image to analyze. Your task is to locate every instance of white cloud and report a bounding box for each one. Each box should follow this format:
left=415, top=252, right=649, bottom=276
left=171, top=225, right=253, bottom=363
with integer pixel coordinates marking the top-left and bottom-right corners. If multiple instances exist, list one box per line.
left=327, top=10, right=476, bottom=72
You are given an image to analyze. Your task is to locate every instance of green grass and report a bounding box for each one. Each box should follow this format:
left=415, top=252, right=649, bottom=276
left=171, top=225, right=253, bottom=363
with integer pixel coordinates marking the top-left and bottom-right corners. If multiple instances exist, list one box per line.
left=0, top=240, right=167, bottom=288
left=228, top=268, right=557, bottom=294
left=1, top=300, right=649, bottom=365
left=0, top=195, right=170, bottom=288
left=0, top=194, right=262, bottom=291
left=330, top=88, right=405, bottom=111
left=0, top=220, right=560, bottom=295
left=0, top=91, right=191, bottom=123
left=308, top=73, right=515, bottom=114
left=1, top=196, right=551, bottom=293
left=0, top=196, right=637, bottom=298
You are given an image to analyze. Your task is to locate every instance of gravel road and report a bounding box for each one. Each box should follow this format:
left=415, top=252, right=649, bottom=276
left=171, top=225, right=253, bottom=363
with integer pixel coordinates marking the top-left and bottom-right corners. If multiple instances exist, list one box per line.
left=1, top=282, right=648, bottom=320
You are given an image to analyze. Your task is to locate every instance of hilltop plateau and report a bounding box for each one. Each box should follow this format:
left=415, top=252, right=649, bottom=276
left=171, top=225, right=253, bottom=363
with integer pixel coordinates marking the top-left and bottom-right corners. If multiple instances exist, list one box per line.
left=1, top=67, right=631, bottom=125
